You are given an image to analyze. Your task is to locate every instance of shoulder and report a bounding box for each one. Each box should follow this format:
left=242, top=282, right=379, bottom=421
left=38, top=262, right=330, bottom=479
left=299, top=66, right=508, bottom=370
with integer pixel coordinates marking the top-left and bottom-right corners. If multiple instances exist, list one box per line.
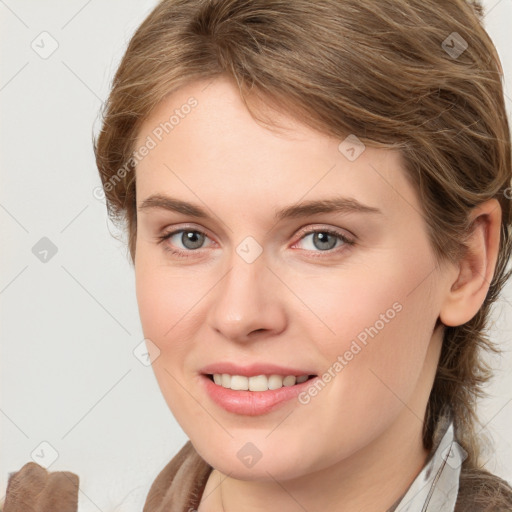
left=143, top=440, right=212, bottom=512
left=455, top=465, right=512, bottom=512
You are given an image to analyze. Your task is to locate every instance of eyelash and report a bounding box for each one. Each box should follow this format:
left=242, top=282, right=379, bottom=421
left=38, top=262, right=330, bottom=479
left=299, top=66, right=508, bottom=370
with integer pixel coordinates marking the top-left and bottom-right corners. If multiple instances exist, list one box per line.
left=156, top=225, right=355, bottom=259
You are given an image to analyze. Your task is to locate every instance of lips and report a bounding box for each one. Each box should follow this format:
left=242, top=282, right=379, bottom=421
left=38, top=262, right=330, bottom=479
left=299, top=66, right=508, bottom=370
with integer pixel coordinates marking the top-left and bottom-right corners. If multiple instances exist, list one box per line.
left=198, top=361, right=320, bottom=415
left=199, top=362, right=317, bottom=377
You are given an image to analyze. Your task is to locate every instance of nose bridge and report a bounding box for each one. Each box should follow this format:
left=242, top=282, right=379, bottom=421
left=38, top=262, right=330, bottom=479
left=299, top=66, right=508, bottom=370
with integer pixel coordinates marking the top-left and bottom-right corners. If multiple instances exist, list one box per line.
left=206, top=243, right=286, bottom=340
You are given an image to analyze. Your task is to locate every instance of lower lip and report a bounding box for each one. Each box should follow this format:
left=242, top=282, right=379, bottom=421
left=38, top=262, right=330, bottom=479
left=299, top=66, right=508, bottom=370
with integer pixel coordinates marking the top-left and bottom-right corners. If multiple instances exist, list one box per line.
left=200, top=374, right=319, bottom=416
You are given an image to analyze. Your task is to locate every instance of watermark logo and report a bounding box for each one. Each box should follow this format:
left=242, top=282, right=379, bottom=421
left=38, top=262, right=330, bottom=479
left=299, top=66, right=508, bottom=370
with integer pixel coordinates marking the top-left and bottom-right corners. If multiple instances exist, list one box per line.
left=31, top=31, right=59, bottom=59
left=298, top=301, right=403, bottom=405
left=93, top=97, right=199, bottom=201
left=442, top=32, right=468, bottom=59
left=30, top=441, right=59, bottom=469
left=133, top=338, right=161, bottom=366
left=237, top=442, right=263, bottom=468
left=236, top=236, right=263, bottom=264
left=32, top=237, right=58, bottom=263
left=338, top=134, right=366, bottom=162
left=442, top=441, right=468, bottom=469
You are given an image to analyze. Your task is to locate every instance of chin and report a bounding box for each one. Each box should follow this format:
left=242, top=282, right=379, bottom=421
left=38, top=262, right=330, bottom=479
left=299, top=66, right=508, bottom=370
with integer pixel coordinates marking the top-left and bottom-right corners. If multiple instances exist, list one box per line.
left=193, top=437, right=320, bottom=482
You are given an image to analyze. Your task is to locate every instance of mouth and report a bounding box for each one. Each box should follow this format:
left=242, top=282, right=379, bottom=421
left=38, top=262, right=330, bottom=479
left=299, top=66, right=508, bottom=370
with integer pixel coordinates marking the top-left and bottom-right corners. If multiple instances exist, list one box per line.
left=200, top=372, right=320, bottom=416
left=204, top=373, right=318, bottom=391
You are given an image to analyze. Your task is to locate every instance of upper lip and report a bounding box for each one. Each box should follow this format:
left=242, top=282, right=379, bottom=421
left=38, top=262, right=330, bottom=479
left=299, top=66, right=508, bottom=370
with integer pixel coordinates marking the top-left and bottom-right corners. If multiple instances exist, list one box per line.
left=200, top=362, right=317, bottom=377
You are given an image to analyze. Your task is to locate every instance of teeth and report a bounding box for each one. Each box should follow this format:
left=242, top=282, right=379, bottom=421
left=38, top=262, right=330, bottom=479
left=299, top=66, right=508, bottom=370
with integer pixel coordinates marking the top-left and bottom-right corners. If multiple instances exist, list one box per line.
left=211, top=373, right=311, bottom=391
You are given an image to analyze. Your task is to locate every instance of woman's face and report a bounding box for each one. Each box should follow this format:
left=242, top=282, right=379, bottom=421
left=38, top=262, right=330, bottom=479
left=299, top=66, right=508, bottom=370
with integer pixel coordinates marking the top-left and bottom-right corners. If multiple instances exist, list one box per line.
left=133, top=75, right=451, bottom=480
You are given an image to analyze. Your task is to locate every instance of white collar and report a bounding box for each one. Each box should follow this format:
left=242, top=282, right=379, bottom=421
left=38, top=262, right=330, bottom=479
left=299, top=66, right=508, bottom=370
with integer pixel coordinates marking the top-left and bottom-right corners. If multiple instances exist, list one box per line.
left=388, top=414, right=466, bottom=512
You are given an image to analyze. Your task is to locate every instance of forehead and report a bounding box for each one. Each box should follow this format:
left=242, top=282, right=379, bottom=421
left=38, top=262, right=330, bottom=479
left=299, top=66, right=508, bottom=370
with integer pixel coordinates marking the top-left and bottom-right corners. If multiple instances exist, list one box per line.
left=134, top=76, right=420, bottom=224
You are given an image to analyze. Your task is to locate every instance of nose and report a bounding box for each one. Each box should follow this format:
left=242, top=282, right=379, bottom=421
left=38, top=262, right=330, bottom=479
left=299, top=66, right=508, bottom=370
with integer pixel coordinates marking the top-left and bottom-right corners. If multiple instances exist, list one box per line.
left=206, top=251, right=288, bottom=342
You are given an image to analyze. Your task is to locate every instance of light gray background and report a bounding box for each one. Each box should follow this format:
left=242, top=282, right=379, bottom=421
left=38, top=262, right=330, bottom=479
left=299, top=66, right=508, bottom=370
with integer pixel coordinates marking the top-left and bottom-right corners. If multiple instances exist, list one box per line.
left=1, top=1, right=511, bottom=510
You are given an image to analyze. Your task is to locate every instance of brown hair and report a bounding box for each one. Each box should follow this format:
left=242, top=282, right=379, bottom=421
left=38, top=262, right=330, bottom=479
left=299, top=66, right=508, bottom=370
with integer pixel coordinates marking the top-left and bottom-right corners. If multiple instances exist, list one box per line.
left=93, top=0, right=512, bottom=505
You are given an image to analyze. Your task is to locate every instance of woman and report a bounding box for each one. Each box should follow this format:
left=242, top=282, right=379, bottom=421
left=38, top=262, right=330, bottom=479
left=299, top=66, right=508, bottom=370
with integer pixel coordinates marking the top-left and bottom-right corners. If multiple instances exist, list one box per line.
left=4, top=0, right=512, bottom=510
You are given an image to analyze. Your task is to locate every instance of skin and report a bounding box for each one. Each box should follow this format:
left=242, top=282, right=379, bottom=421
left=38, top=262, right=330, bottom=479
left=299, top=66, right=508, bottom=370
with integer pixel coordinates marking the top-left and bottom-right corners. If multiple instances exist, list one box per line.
left=133, top=74, right=501, bottom=512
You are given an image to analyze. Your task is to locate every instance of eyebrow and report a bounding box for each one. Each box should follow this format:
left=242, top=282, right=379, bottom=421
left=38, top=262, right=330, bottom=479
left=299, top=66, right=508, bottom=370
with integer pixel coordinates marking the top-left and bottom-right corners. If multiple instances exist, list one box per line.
left=137, top=194, right=382, bottom=220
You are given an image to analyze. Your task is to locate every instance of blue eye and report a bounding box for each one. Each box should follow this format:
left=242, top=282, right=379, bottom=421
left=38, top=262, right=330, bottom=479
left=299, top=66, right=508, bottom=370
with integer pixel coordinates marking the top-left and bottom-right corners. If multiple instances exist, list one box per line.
left=294, top=229, right=353, bottom=252
left=156, top=226, right=354, bottom=259
left=157, top=229, right=212, bottom=257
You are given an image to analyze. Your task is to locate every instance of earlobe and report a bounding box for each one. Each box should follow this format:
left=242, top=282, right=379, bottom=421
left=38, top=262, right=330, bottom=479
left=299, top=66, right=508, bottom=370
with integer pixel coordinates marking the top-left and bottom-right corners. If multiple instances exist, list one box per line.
left=439, top=198, right=502, bottom=327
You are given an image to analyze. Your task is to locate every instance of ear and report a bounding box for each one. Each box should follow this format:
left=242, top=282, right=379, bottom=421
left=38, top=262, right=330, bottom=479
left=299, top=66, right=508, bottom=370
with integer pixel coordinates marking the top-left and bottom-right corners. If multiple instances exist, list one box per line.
left=439, top=198, right=502, bottom=327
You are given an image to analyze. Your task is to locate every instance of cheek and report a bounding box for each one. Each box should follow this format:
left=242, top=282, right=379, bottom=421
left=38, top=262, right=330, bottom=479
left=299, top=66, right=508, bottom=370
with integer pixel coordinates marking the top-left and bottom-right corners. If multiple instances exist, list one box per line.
left=135, top=267, right=173, bottom=344
left=134, top=261, right=203, bottom=421
left=294, top=253, right=438, bottom=410
left=135, top=252, right=204, bottom=349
